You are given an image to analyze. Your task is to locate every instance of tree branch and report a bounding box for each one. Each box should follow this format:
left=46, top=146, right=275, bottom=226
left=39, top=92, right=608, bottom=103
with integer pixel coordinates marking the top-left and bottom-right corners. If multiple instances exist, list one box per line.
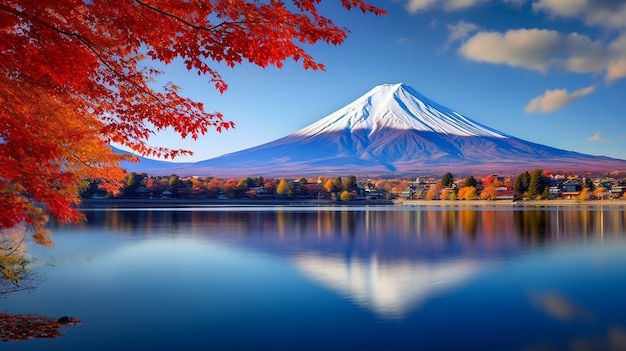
left=134, top=0, right=241, bottom=32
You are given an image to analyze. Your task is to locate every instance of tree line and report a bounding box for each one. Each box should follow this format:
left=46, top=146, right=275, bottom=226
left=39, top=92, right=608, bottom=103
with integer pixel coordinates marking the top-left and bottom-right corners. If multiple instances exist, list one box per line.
left=81, top=174, right=369, bottom=201
left=83, top=168, right=624, bottom=202
left=421, top=169, right=620, bottom=201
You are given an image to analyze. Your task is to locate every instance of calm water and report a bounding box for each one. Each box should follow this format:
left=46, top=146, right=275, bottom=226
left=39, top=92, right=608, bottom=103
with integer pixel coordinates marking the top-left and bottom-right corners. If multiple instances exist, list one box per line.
left=4, top=205, right=626, bottom=351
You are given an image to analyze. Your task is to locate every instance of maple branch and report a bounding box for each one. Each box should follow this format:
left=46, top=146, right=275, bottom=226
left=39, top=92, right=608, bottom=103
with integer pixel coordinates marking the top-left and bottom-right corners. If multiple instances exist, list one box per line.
left=133, top=0, right=242, bottom=32
left=1, top=228, right=27, bottom=257
left=0, top=4, right=23, bottom=20
left=0, top=4, right=129, bottom=89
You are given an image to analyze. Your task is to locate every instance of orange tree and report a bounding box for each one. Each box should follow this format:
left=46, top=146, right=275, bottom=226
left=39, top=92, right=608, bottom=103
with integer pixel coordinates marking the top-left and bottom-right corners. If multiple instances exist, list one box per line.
left=0, top=0, right=385, bottom=245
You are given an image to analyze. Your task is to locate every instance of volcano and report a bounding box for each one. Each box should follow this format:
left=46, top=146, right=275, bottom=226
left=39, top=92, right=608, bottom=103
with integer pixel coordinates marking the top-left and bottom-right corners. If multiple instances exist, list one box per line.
left=129, top=83, right=626, bottom=176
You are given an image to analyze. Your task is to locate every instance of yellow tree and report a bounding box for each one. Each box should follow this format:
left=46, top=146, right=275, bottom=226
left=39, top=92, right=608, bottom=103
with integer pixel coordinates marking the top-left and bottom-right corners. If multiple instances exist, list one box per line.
left=324, top=179, right=337, bottom=194
left=340, top=190, right=355, bottom=201
left=480, top=185, right=498, bottom=200
left=592, top=186, right=607, bottom=200
left=276, top=179, right=293, bottom=198
left=458, top=186, right=477, bottom=200
left=578, top=188, right=591, bottom=201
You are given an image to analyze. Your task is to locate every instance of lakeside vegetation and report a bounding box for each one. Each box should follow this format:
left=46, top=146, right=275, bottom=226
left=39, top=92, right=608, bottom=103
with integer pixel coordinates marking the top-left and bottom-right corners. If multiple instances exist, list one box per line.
left=81, top=169, right=626, bottom=204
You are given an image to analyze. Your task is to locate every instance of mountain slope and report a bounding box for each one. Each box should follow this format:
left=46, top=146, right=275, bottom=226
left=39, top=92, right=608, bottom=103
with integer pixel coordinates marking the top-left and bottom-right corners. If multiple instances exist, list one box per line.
left=112, top=146, right=193, bottom=174
left=138, top=83, right=626, bottom=176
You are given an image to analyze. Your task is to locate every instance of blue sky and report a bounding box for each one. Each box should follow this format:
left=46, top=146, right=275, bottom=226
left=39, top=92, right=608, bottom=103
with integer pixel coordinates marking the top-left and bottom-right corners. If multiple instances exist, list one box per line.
left=144, top=0, right=626, bottom=163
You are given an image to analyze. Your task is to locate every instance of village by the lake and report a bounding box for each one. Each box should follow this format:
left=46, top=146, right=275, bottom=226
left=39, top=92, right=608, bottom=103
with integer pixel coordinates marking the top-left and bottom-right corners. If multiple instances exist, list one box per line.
left=86, top=170, right=626, bottom=205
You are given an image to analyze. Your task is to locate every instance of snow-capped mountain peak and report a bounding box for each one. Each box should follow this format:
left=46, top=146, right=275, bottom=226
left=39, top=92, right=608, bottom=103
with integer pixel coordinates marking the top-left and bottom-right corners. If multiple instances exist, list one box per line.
left=294, top=83, right=508, bottom=138
left=125, top=82, right=626, bottom=177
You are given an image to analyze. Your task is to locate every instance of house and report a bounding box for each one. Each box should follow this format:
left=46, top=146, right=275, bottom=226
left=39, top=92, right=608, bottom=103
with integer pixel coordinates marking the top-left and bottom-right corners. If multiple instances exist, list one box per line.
left=561, top=180, right=582, bottom=199
left=133, top=186, right=150, bottom=198
left=611, top=185, right=626, bottom=198
left=548, top=186, right=561, bottom=199
left=496, top=187, right=514, bottom=200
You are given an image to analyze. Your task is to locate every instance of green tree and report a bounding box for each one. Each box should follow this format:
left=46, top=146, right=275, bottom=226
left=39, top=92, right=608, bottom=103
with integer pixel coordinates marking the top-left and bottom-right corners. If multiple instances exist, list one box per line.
left=514, top=171, right=531, bottom=200
left=253, top=176, right=265, bottom=188
left=441, top=172, right=454, bottom=188
left=343, top=175, right=358, bottom=191
left=276, top=179, right=293, bottom=198
left=237, top=177, right=255, bottom=190
left=122, top=172, right=147, bottom=197
left=79, top=180, right=101, bottom=199
left=527, top=169, right=548, bottom=200
left=168, top=174, right=183, bottom=195
left=333, top=177, right=344, bottom=192
left=296, top=177, right=309, bottom=196
left=464, top=175, right=477, bottom=188
left=582, top=177, right=594, bottom=190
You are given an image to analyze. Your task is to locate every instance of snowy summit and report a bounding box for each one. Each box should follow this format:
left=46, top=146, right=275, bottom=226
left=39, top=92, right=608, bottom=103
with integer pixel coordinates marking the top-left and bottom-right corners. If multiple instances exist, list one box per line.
left=295, top=83, right=506, bottom=138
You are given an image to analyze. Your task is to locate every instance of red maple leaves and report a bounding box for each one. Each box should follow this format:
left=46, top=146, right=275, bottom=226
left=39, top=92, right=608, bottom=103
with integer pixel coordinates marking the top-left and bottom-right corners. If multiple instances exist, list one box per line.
left=0, top=0, right=384, bottom=244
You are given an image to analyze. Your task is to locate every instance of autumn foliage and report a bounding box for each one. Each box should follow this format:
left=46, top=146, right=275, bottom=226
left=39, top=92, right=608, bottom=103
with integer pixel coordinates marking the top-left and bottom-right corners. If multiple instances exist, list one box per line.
left=0, top=1, right=384, bottom=244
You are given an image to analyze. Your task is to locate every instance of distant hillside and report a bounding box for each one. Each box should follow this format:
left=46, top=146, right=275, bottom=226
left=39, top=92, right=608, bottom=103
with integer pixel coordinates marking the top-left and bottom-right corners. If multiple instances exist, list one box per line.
left=113, top=146, right=193, bottom=174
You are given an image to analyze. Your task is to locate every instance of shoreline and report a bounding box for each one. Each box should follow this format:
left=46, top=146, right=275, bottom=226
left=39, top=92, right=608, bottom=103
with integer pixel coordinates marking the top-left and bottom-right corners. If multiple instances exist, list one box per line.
left=78, top=198, right=393, bottom=208
left=79, top=198, right=626, bottom=208
left=398, top=199, right=626, bottom=207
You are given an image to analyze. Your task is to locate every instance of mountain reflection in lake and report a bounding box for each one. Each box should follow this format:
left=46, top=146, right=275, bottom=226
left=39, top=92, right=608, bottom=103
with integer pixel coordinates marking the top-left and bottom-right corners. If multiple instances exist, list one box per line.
left=4, top=206, right=626, bottom=351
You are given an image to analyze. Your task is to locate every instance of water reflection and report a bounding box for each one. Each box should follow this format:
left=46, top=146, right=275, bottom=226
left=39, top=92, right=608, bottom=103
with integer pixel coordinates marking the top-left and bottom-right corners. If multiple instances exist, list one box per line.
left=63, top=207, right=626, bottom=318
left=21, top=206, right=626, bottom=350
left=67, top=206, right=626, bottom=254
left=526, top=290, right=626, bottom=351
left=529, top=291, right=594, bottom=322
left=294, top=253, right=482, bottom=319
left=52, top=206, right=626, bottom=321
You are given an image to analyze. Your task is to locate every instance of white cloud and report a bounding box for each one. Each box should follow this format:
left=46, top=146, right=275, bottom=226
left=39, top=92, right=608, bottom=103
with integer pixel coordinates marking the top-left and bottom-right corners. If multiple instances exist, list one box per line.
left=459, top=29, right=626, bottom=81
left=588, top=131, right=610, bottom=143
left=607, top=33, right=626, bottom=81
left=607, top=60, right=626, bottom=81
left=459, top=28, right=562, bottom=72
left=446, top=0, right=489, bottom=11
left=524, top=85, right=596, bottom=113
left=439, top=21, right=479, bottom=53
left=405, top=0, right=437, bottom=13
left=401, top=0, right=626, bottom=85
left=502, top=0, right=528, bottom=7
left=533, top=0, right=626, bottom=29
left=405, top=0, right=489, bottom=13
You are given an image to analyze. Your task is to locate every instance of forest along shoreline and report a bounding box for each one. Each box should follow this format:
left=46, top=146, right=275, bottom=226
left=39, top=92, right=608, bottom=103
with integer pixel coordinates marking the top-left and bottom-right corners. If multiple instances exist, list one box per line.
left=78, top=198, right=626, bottom=208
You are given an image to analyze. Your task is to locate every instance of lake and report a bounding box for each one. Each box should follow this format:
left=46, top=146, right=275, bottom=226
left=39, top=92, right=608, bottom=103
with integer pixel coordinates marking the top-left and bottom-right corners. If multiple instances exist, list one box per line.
left=3, top=205, right=626, bottom=351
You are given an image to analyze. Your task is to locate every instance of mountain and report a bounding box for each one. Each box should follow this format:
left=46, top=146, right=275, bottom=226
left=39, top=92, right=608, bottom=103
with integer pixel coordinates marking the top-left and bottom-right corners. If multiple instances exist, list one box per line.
left=128, top=83, right=626, bottom=176
left=113, top=146, right=194, bottom=174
